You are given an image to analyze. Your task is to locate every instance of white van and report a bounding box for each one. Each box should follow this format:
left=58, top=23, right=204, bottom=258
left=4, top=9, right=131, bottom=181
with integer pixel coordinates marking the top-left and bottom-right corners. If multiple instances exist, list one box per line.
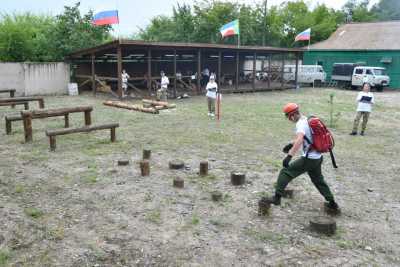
left=284, top=65, right=326, bottom=86
left=352, top=66, right=390, bottom=90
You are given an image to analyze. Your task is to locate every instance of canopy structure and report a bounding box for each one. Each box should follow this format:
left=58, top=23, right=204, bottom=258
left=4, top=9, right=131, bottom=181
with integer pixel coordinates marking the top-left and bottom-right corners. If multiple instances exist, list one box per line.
left=67, top=39, right=303, bottom=98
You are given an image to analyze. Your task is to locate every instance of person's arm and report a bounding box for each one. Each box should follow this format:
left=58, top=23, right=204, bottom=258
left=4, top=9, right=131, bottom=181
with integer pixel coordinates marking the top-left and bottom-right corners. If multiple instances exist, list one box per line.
left=356, top=92, right=362, bottom=102
left=371, top=94, right=375, bottom=104
left=288, top=132, right=304, bottom=157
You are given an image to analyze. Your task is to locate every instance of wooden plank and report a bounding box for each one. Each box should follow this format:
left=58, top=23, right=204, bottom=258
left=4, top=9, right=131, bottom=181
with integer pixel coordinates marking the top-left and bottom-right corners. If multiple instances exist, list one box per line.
left=0, top=97, right=44, bottom=108
left=21, top=106, right=93, bottom=118
left=0, top=89, right=16, bottom=94
left=46, top=123, right=119, bottom=136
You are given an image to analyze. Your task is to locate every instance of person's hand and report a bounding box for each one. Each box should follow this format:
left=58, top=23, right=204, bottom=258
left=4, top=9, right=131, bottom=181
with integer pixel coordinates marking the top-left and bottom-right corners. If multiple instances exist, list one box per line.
left=282, top=143, right=293, bottom=153
left=282, top=155, right=292, bottom=168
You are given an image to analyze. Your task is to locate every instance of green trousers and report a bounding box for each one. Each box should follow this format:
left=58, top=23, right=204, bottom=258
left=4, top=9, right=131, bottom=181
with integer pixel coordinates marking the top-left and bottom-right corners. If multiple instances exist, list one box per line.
left=275, top=156, right=334, bottom=202
left=352, top=111, right=370, bottom=133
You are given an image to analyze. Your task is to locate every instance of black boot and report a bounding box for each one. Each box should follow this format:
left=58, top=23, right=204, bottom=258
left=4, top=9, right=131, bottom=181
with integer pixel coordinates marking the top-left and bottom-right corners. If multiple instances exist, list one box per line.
left=325, top=200, right=339, bottom=210
left=349, top=131, right=357, bottom=135
left=265, top=194, right=281, bottom=206
left=360, top=131, right=364, bottom=136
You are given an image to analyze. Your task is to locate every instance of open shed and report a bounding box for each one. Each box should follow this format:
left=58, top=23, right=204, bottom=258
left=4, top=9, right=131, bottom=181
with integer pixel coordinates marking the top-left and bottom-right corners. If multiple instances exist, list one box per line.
left=67, top=39, right=303, bottom=98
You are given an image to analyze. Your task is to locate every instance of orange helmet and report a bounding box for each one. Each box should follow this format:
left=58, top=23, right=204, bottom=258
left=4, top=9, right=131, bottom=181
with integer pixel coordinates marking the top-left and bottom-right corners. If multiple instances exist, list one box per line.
left=283, top=103, right=299, bottom=115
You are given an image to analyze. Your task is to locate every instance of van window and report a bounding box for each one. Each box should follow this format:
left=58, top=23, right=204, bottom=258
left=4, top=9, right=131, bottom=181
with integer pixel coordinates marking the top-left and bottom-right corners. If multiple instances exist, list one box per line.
left=355, top=69, right=363, bottom=74
left=374, top=69, right=387, bottom=75
left=366, top=69, right=373, bottom=75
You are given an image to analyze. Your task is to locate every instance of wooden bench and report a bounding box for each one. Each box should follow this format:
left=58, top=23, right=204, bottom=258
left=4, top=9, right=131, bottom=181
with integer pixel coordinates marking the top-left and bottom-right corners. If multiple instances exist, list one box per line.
left=20, top=106, right=93, bottom=142
left=0, top=101, right=29, bottom=110
left=45, top=123, right=119, bottom=151
left=0, top=96, right=44, bottom=109
left=0, top=89, right=16, bottom=98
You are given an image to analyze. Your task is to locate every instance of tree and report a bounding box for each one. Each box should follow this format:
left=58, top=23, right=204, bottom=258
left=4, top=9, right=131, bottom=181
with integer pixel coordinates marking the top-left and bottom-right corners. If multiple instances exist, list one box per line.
left=371, top=0, right=400, bottom=20
left=343, top=0, right=377, bottom=22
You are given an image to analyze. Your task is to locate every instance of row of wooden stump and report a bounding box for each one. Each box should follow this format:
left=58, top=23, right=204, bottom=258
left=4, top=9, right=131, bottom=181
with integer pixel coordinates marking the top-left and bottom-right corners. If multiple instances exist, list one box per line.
left=118, top=149, right=339, bottom=236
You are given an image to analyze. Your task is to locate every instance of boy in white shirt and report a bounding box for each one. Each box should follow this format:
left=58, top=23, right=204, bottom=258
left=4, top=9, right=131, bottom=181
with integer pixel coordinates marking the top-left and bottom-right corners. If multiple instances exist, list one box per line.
left=350, top=83, right=375, bottom=136
left=121, top=69, right=130, bottom=97
left=157, top=71, right=169, bottom=101
left=205, top=75, right=218, bottom=117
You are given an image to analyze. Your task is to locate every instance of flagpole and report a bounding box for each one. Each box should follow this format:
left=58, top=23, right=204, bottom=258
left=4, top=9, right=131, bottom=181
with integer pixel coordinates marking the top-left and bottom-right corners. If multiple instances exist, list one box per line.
left=116, top=0, right=121, bottom=41
left=308, top=38, right=310, bottom=50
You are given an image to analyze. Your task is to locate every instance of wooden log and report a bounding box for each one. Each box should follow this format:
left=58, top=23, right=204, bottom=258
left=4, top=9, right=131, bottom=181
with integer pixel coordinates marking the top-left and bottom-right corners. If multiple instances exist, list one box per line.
left=46, top=123, right=119, bottom=136
left=110, top=127, right=116, bottom=142
left=0, top=101, right=29, bottom=109
left=118, top=160, right=129, bottom=166
left=22, top=113, right=33, bottom=143
left=84, top=110, right=92, bottom=125
left=258, top=197, right=271, bottom=216
left=199, top=161, right=208, bottom=176
left=140, top=160, right=150, bottom=176
left=103, top=101, right=159, bottom=114
left=282, top=189, right=294, bottom=199
left=211, top=191, right=223, bottom=201
left=4, top=115, right=22, bottom=135
left=309, top=216, right=337, bottom=236
left=143, top=149, right=151, bottom=160
left=64, top=114, right=69, bottom=128
left=142, top=99, right=176, bottom=109
left=173, top=178, right=184, bottom=188
left=0, top=97, right=44, bottom=108
left=169, top=160, right=185, bottom=170
left=49, top=136, right=56, bottom=151
left=20, top=106, right=93, bottom=119
left=231, top=171, right=245, bottom=186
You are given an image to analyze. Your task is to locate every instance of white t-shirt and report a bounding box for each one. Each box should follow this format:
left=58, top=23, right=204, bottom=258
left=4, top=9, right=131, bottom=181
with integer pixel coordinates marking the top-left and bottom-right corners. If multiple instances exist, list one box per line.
left=296, top=116, right=321, bottom=159
left=161, top=76, right=169, bottom=89
left=122, top=72, right=130, bottom=83
left=356, top=91, right=374, bottom=112
left=206, top=82, right=218, bottom=99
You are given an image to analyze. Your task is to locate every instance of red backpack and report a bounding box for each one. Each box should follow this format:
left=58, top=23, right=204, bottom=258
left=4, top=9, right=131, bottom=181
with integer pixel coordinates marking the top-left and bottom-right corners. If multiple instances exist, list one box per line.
left=304, top=116, right=337, bottom=168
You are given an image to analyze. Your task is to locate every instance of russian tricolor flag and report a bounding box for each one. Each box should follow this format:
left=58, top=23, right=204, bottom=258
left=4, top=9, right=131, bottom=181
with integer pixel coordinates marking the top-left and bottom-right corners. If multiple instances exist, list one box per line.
left=92, top=10, right=119, bottom=26
left=295, top=28, right=311, bottom=42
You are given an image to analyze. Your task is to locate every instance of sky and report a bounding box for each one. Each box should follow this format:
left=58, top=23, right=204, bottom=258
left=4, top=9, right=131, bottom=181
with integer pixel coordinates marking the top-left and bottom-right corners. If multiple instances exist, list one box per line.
left=1, top=0, right=380, bottom=36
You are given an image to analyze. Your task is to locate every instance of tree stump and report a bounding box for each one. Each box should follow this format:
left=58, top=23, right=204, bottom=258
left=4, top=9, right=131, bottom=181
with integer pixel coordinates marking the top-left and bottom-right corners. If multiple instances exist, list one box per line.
left=258, top=197, right=271, bottom=216
left=282, top=189, right=294, bottom=199
left=173, top=178, right=184, bottom=188
left=118, top=160, right=129, bottom=166
left=211, top=191, right=222, bottom=201
left=169, top=160, right=185, bottom=170
left=143, top=149, right=151, bottom=160
left=309, top=216, right=337, bottom=236
left=324, top=203, right=342, bottom=216
left=199, top=161, right=208, bottom=176
left=140, top=160, right=150, bottom=176
left=231, top=172, right=245, bottom=186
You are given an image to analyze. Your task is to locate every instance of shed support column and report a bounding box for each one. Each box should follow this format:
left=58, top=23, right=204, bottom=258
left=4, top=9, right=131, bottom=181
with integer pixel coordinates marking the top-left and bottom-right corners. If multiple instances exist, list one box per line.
left=197, top=49, right=201, bottom=94
left=147, top=48, right=152, bottom=95
left=294, top=52, right=299, bottom=89
left=281, top=54, right=285, bottom=89
left=218, top=51, right=221, bottom=88
left=117, top=45, right=123, bottom=98
left=268, top=54, right=271, bottom=89
left=253, top=52, right=256, bottom=90
left=235, top=51, right=239, bottom=91
left=173, top=49, right=177, bottom=98
left=91, top=53, right=96, bottom=95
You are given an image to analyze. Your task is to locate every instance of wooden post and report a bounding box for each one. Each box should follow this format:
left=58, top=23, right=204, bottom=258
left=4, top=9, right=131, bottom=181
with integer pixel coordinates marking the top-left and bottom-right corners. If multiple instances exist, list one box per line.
left=199, top=161, right=208, bottom=176
left=38, top=99, right=44, bottom=109
left=10, top=90, right=15, bottom=108
left=24, top=103, right=29, bottom=110
left=64, top=114, right=69, bottom=128
left=140, top=160, right=150, bottom=176
left=49, top=136, right=56, bottom=151
left=173, top=178, right=184, bottom=188
left=110, top=127, right=116, bottom=142
left=5, top=119, right=11, bottom=135
left=235, top=51, right=239, bottom=91
left=117, top=45, right=123, bottom=98
left=84, top=110, right=91, bottom=126
left=294, top=52, right=299, bottom=89
left=147, top=48, right=152, bottom=95
left=197, top=49, right=201, bottom=93
left=268, top=54, right=271, bottom=89
left=253, top=52, right=256, bottom=91
left=310, top=216, right=337, bottom=236
left=173, top=49, right=177, bottom=98
left=281, top=53, right=285, bottom=89
left=143, top=149, right=151, bottom=160
left=22, top=113, right=33, bottom=143
left=217, top=51, right=222, bottom=88
left=231, top=172, right=245, bottom=186
left=169, top=160, right=185, bottom=170
left=91, top=53, right=96, bottom=95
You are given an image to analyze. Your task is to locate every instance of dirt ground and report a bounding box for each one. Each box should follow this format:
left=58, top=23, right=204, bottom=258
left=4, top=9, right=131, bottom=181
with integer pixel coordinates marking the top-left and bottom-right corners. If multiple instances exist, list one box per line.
left=0, top=88, right=399, bottom=267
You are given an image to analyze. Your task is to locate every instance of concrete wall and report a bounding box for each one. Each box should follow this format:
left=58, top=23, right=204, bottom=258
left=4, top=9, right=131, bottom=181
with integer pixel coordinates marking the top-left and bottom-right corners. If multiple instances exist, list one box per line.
left=0, top=62, right=70, bottom=96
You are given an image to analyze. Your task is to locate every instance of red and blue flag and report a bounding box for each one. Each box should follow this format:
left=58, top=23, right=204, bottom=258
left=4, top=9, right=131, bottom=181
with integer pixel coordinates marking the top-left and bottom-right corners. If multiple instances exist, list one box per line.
left=92, top=10, right=119, bottom=26
left=295, top=28, right=311, bottom=42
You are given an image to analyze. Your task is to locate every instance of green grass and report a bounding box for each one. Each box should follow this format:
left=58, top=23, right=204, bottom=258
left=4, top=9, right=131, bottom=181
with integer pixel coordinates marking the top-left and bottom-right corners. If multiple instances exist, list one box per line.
left=24, top=207, right=44, bottom=219
left=145, top=209, right=162, bottom=225
left=0, top=250, right=10, bottom=267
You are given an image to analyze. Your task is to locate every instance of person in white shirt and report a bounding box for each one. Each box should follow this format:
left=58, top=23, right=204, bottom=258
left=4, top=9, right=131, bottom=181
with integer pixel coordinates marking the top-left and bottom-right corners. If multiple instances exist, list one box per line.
left=121, top=69, right=130, bottom=97
left=350, top=83, right=375, bottom=136
left=205, top=75, right=218, bottom=117
left=157, top=71, right=169, bottom=101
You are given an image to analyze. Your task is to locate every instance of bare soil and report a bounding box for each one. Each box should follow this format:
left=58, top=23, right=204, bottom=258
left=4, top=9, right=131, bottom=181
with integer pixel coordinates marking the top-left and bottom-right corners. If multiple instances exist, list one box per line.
left=0, top=88, right=399, bottom=266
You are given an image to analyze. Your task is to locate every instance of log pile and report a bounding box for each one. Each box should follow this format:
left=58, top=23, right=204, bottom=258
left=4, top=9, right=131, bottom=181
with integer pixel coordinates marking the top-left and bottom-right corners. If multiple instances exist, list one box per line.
left=103, top=101, right=159, bottom=114
left=142, top=99, right=176, bottom=110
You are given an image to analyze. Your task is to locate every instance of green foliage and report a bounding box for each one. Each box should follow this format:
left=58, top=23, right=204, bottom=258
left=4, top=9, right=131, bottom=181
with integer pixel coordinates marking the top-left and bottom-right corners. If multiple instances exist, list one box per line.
left=0, top=249, right=10, bottom=266
left=24, top=207, right=44, bottom=218
left=371, top=0, right=400, bottom=20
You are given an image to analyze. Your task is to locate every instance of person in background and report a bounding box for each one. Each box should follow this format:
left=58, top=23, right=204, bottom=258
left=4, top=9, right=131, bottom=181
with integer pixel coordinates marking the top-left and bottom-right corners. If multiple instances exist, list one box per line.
left=157, top=71, right=169, bottom=101
left=201, top=67, right=210, bottom=87
left=121, top=69, right=130, bottom=97
left=350, top=83, right=375, bottom=136
left=206, top=75, right=218, bottom=117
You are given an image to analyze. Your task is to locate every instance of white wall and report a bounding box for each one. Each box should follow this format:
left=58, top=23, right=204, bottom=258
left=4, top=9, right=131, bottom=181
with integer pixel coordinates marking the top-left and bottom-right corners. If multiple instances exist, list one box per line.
left=0, top=62, right=70, bottom=96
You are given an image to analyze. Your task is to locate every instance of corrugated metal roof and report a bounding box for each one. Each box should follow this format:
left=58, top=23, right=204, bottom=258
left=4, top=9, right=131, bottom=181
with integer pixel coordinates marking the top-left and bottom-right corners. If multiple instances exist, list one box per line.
left=309, top=21, right=400, bottom=51
left=68, top=39, right=303, bottom=58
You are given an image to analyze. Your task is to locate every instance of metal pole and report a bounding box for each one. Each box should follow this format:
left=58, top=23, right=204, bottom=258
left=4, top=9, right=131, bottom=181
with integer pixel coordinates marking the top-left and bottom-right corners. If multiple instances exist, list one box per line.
left=197, top=49, right=201, bottom=94
left=91, top=53, right=96, bottom=95
left=218, top=51, right=221, bottom=88
left=235, top=51, right=239, bottom=91
left=173, top=49, right=177, bottom=98
left=147, top=48, right=152, bottom=95
left=281, top=53, right=285, bottom=89
left=117, top=45, right=122, bottom=98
